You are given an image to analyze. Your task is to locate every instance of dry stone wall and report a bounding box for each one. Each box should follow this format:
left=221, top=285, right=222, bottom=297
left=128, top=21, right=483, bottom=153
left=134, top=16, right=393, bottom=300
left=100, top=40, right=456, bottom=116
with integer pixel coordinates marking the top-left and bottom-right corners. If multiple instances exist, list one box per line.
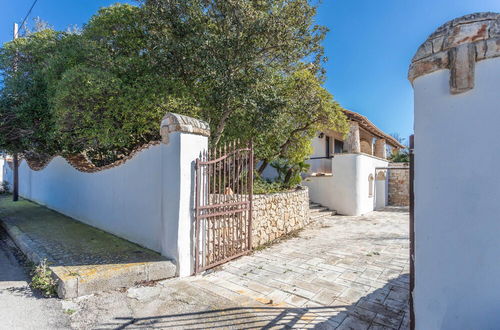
left=388, top=163, right=410, bottom=206
left=252, top=187, right=310, bottom=248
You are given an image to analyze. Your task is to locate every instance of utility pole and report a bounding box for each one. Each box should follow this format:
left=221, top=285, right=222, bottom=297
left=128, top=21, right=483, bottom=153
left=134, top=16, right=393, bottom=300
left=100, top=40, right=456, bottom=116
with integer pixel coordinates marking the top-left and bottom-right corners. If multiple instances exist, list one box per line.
left=12, top=23, right=19, bottom=202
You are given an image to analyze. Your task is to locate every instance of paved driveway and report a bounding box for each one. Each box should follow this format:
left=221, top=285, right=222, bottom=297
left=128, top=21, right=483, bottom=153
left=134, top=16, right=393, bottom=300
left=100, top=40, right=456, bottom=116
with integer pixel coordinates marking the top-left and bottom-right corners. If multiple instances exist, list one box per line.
left=187, top=207, right=410, bottom=329
left=67, top=207, right=409, bottom=329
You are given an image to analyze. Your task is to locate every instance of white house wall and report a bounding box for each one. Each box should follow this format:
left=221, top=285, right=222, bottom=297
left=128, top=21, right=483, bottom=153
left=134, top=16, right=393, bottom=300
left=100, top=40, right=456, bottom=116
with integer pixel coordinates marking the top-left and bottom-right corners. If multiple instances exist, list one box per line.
left=413, top=56, right=500, bottom=329
left=3, top=118, right=209, bottom=277
left=303, top=154, right=388, bottom=215
left=5, top=145, right=166, bottom=253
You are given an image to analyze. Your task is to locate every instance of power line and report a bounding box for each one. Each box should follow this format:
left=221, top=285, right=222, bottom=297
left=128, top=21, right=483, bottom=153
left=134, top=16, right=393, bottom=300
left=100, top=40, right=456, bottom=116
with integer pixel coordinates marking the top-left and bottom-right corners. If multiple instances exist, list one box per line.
left=14, top=0, right=39, bottom=38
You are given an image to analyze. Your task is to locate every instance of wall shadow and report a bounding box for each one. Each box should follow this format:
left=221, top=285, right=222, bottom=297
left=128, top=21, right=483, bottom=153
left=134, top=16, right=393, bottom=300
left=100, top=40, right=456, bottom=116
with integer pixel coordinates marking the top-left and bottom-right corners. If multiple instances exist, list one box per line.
left=100, top=274, right=409, bottom=329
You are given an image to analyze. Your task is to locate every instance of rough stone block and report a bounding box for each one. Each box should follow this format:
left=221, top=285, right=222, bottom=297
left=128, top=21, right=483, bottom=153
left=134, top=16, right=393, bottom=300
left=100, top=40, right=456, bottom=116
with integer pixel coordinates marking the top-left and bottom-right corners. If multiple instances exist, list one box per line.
left=443, top=21, right=490, bottom=50
left=449, top=44, right=476, bottom=94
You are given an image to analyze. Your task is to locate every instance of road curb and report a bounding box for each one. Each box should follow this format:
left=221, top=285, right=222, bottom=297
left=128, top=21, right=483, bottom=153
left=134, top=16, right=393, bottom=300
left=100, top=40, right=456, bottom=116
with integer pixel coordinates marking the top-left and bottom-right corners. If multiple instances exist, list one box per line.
left=0, top=218, right=177, bottom=299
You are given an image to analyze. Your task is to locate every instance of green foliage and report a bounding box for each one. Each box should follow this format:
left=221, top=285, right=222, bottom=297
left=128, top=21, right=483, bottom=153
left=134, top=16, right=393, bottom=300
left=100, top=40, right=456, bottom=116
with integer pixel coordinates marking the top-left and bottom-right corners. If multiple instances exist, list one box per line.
left=225, top=69, right=348, bottom=173
left=0, top=29, right=63, bottom=156
left=0, top=1, right=346, bottom=170
left=143, top=0, right=331, bottom=144
left=388, top=133, right=410, bottom=163
left=253, top=176, right=285, bottom=195
left=51, top=4, right=199, bottom=164
left=270, top=158, right=310, bottom=187
left=30, top=259, right=57, bottom=297
left=389, top=149, right=410, bottom=163
left=0, top=4, right=198, bottom=165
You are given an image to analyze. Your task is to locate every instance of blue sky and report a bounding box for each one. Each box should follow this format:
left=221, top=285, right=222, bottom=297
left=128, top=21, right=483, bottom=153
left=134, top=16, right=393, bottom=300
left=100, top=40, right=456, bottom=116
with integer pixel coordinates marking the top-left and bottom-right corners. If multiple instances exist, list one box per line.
left=2, top=0, right=500, bottom=141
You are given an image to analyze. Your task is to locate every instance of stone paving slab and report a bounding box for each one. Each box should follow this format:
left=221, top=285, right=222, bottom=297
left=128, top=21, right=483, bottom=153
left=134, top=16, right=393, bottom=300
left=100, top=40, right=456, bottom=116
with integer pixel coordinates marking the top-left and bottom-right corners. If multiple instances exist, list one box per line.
left=53, top=206, right=408, bottom=329
left=188, top=207, right=410, bottom=329
left=0, top=196, right=176, bottom=298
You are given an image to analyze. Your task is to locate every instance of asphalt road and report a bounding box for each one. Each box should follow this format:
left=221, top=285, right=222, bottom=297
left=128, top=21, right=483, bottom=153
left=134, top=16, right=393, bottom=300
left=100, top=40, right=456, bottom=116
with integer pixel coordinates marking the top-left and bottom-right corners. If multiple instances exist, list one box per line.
left=0, top=227, right=70, bottom=330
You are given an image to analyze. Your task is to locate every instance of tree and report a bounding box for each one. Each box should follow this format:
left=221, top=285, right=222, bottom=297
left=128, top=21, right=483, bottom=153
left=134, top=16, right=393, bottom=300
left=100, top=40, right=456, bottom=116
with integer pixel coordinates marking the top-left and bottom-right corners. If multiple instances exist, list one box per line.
left=51, top=4, right=199, bottom=165
left=388, top=133, right=410, bottom=162
left=222, top=69, right=348, bottom=175
left=143, top=0, right=328, bottom=144
left=0, top=29, right=63, bottom=157
left=0, top=1, right=346, bottom=183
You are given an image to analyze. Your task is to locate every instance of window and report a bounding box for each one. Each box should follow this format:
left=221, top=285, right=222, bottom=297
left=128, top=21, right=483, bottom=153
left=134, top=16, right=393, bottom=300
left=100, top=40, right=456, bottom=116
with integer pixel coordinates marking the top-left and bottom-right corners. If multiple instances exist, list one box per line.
left=334, top=139, right=344, bottom=154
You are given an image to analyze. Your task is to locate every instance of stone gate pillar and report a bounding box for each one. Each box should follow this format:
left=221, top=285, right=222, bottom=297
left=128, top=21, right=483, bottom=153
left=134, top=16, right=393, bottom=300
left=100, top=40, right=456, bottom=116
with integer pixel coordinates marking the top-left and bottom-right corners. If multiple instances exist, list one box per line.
left=409, top=12, right=500, bottom=330
left=374, top=139, right=387, bottom=159
left=345, top=121, right=361, bottom=153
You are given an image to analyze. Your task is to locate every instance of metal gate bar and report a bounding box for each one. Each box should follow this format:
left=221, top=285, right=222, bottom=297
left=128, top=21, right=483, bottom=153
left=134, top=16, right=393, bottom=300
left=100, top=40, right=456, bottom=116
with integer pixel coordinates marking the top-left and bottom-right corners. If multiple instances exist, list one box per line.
left=194, top=141, right=253, bottom=274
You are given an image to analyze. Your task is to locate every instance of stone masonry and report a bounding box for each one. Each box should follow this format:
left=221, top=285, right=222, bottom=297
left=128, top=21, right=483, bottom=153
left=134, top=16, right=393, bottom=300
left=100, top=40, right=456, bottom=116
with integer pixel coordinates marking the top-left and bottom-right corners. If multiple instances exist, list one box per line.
left=252, top=187, right=310, bottom=248
left=388, top=163, right=410, bottom=207
left=409, top=12, right=500, bottom=94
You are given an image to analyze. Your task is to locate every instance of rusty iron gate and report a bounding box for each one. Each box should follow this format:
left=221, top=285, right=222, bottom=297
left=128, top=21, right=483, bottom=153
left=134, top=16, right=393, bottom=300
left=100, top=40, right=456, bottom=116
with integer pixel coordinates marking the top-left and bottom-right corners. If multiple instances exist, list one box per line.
left=194, top=141, right=254, bottom=274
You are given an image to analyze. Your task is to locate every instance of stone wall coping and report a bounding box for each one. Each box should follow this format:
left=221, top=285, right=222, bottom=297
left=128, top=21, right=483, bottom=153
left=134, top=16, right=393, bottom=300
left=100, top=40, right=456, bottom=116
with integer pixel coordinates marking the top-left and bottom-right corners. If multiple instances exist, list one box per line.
left=160, top=112, right=210, bottom=144
left=254, top=186, right=308, bottom=198
left=409, top=12, right=500, bottom=94
left=388, top=162, right=410, bottom=168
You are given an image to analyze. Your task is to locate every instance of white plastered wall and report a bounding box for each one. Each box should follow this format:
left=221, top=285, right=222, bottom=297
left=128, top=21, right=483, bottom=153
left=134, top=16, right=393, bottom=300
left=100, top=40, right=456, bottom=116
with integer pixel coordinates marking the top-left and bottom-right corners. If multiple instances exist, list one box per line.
left=3, top=129, right=207, bottom=277
left=303, top=153, right=388, bottom=215
left=375, top=174, right=387, bottom=210
left=413, top=57, right=500, bottom=329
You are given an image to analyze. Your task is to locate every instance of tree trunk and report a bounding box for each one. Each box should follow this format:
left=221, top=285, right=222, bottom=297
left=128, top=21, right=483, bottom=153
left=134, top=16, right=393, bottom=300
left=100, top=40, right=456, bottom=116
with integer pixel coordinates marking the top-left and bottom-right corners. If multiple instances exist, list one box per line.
left=257, top=159, right=269, bottom=175
left=13, top=153, right=19, bottom=202
left=212, top=110, right=232, bottom=146
left=284, top=168, right=294, bottom=186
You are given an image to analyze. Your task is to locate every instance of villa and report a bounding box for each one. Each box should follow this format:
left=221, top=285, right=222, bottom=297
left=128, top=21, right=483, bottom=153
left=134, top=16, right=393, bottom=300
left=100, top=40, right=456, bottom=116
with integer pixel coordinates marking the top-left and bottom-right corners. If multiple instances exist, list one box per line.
left=303, top=109, right=406, bottom=216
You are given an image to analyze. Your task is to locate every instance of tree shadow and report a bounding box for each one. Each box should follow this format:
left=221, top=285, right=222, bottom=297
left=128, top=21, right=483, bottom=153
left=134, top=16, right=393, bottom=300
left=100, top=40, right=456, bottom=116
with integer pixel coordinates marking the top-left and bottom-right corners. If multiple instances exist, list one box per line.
left=99, top=274, right=409, bottom=329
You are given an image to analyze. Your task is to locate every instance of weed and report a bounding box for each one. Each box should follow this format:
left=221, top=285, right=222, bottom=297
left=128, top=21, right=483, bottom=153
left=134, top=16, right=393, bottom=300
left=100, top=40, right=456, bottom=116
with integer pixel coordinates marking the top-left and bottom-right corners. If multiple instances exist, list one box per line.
left=64, top=309, right=76, bottom=315
left=30, top=259, right=57, bottom=297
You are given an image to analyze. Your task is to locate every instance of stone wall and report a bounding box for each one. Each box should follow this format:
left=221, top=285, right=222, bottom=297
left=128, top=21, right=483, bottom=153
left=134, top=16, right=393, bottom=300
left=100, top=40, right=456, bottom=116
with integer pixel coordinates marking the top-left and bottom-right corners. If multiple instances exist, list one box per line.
left=252, top=187, right=310, bottom=248
left=388, top=163, right=410, bottom=206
